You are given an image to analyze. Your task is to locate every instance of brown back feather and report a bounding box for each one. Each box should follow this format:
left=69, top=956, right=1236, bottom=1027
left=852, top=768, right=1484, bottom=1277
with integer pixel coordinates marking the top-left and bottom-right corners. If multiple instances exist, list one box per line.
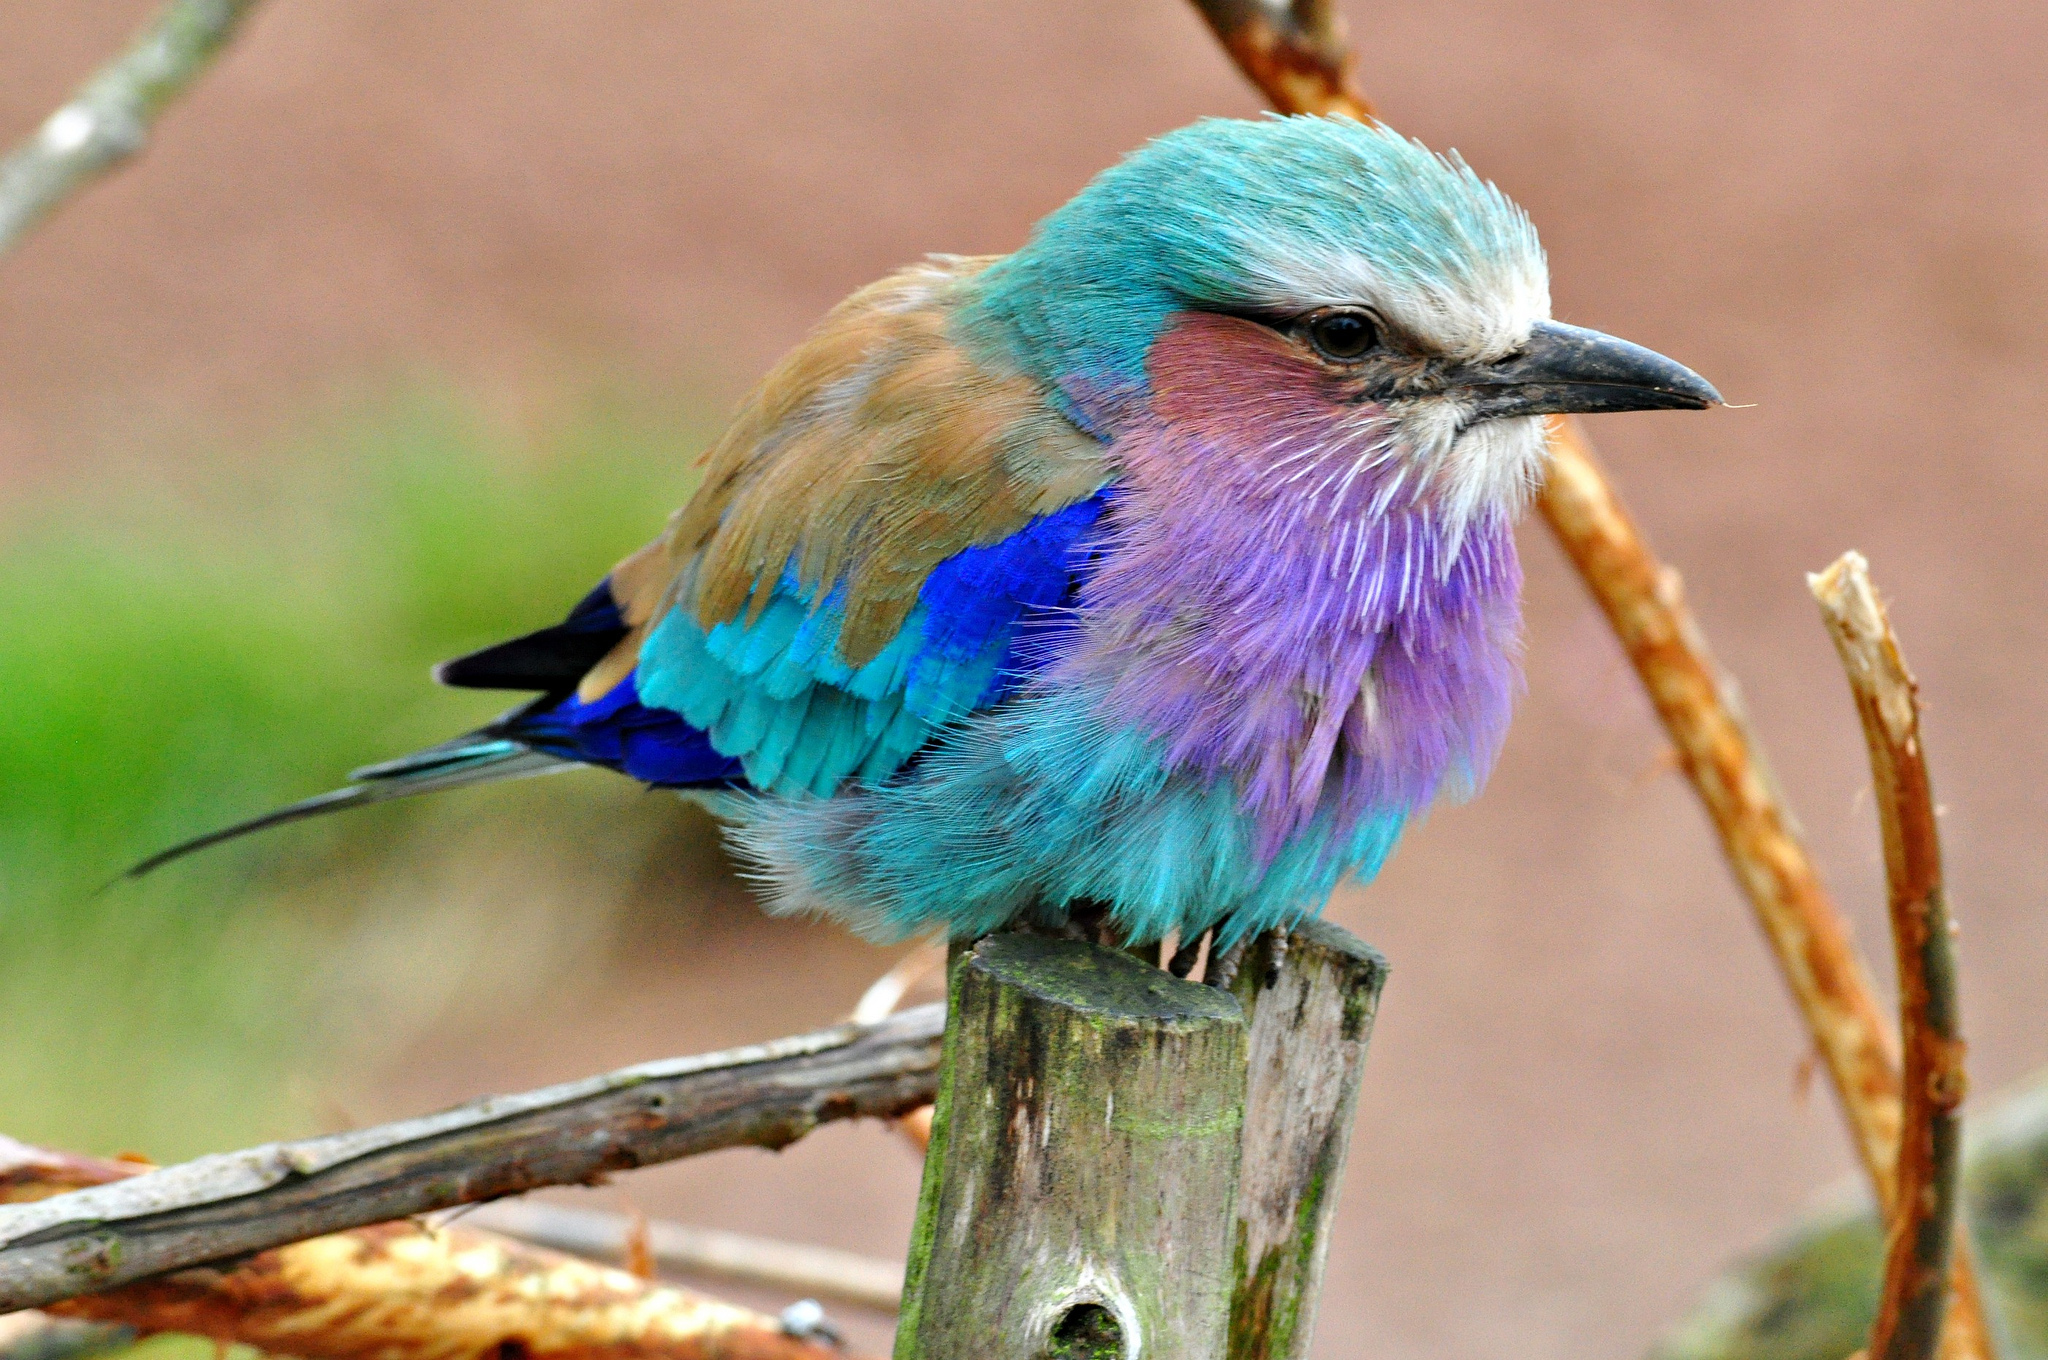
left=613, top=256, right=1109, bottom=676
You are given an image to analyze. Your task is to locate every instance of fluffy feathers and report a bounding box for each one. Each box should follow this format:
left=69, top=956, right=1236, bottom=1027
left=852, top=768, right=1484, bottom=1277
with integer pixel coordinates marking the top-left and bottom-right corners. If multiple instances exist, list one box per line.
left=135, top=115, right=1701, bottom=951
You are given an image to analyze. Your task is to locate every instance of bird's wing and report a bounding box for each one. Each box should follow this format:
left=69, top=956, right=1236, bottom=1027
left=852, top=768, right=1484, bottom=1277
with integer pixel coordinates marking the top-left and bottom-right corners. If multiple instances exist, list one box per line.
left=581, top=256, right=1113, bottom=795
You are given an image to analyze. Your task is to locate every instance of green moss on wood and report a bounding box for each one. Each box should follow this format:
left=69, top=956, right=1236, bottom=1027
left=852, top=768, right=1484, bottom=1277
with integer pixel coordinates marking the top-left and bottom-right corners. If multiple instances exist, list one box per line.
left=897, top=935, right=1248, bottom=1358
left=973, top=933, right=1244, bottom=1025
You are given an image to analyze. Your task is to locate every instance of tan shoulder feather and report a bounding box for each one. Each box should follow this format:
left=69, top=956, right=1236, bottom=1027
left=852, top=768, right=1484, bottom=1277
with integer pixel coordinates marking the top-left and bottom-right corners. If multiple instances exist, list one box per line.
left=624, top=255, right=1109, bottom=669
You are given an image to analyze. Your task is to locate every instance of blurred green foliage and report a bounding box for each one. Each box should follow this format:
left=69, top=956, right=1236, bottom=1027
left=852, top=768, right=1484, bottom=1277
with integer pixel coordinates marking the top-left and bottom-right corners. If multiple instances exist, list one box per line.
left=1651, top=1074, right=2048, bottom=1360
left=0, top=391, right=711, bottom=1160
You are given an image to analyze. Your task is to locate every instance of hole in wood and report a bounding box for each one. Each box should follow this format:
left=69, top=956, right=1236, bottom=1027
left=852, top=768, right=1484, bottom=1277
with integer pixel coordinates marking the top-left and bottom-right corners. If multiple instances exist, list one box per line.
left=1044, top=1303, right=1125, bottom=1359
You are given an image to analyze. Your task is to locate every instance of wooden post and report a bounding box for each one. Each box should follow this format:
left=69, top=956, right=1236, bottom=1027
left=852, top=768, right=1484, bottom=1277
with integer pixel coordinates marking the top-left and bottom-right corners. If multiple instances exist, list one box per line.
left=1227, top=922, right=1388, bottom=1359
left=896, top=933, right=1249, bottom=1359
left=895, top=924, right=1387, bottom=1360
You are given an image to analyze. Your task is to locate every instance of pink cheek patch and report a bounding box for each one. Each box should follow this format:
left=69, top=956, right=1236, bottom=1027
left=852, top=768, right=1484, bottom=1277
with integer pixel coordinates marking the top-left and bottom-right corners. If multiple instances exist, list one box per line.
left=1143, top=312, right=1359, bottom=437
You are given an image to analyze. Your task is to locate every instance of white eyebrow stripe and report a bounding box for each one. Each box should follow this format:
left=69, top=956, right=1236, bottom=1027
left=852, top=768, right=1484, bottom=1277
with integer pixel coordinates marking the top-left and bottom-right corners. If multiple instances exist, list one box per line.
left=1233, top=240, right=1550, bottom=363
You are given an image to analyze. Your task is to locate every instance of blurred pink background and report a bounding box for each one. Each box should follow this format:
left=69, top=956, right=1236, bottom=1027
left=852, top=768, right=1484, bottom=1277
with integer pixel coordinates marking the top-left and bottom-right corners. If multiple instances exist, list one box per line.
left=4, top=3, right=2045, bottom=1356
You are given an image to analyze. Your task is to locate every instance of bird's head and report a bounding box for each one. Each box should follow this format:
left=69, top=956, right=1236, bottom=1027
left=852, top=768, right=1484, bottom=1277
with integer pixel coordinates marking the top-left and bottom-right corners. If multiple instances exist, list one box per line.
left=959, top=116, right=1718, bottom=526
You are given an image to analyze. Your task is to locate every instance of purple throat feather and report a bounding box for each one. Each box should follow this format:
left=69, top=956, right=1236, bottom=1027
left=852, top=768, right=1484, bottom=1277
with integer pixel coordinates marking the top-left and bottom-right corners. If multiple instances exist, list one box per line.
left=1058, top=311, right=1526, bottom=863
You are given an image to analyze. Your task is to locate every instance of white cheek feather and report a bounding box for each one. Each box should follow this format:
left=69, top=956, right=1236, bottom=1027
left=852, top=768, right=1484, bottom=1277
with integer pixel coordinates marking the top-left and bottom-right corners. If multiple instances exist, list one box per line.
left=1437, top=414, right=1549, bottom=528
left=1381, top=399, right=1548, bottom=559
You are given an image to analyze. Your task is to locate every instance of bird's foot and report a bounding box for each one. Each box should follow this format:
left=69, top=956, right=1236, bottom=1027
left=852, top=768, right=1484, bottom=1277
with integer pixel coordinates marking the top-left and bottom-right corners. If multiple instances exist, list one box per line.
left=1205, top=934, right=1251, bottom=990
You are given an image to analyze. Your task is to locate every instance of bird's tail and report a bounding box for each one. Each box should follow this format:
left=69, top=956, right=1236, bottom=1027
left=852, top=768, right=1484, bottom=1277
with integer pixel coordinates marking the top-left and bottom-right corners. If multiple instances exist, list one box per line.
left=125, top=708, right=571, bottom=880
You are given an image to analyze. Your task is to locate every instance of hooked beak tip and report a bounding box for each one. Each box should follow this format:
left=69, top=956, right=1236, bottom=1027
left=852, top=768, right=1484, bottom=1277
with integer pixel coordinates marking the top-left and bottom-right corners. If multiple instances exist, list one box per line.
left=1461, top=320, right=1721, bottom=422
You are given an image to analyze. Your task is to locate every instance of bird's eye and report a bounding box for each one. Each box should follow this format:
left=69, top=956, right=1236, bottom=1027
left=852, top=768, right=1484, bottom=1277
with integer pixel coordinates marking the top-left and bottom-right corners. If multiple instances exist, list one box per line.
left=1304, top=309, right=1380, bottom=362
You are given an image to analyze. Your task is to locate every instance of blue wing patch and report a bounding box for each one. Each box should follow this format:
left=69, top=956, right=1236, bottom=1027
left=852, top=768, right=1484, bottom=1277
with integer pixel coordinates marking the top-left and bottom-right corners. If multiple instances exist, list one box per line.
left=634, top=491, right=1109, bottom=797
left=524, top=670, right=746, bottom=787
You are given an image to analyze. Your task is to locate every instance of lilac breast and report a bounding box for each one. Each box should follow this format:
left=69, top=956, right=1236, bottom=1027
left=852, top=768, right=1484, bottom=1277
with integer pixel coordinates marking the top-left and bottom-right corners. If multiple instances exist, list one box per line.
left=1057, top=313, right=1524, bottom=859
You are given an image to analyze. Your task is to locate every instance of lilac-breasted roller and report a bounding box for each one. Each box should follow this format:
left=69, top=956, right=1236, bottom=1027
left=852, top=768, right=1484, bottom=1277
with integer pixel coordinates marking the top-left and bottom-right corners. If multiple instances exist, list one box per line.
left=136, top=116, right=1719, bottom=949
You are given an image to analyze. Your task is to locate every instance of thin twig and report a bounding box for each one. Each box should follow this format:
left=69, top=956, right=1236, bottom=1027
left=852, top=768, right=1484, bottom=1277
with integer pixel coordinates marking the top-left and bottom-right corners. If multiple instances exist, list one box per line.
left=851, top=942, right=946, bottom=1024
left=1182, top=11, right=1997, bottom=1355
left=0, top=1004, right=943, bottom=1311
left=1544, top=428, right=1995, bottom=1360
left=1186, top=0, right=1374, bottom=121
left=1812, top=553, right=1967, bottom=1360
left=850, top=947, right=947, bottom=1155
left=1540, top=423, right=1907, bottom=1188
left=0, top=0, right=265, bottom=257
left=467, top=1199, right=905, bottom=1313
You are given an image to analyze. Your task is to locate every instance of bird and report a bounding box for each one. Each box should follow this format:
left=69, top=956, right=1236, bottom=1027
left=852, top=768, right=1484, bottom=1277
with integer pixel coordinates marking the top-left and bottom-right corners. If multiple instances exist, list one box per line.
left=132, top=115, right=1719, bottom=956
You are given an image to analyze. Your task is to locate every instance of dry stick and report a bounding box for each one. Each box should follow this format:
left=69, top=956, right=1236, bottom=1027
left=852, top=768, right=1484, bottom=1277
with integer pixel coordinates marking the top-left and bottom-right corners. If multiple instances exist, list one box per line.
left=1181, top=6, right=1994, bottom=1354
left=1544, top=422, right=1994, bottom=1360
left=53, top=1222, right=862, bottom=1360
left=1186, top=0, right=1374, bottom=120
left=1540, top=424, right=1907, bottom=1187
left=0, top=1004, right=944, bottom=1312
left=466, top=1199, right=906, bottom=1314
left=851, top=944, right=947, bottom=1155
left=0, top=0, right=265, bottom=257
left=1812, top=554, right=1967, bottom=1360
left=1, top=1140, right=861, bottom=1360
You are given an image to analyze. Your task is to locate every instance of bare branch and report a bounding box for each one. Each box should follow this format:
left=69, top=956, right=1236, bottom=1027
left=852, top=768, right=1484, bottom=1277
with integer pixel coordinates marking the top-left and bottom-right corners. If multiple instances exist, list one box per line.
left=0, top=1004, right=943, bottom=1312
left=1539, top=423, right=1909, bottom=1182
left=1186, top=0, right=1374, bottom=121
left=0, top=0, right=266, bottom=258
left=51, top=1220, right=861, bottom=1360
left=1812, top=553, right=1967, bottom=1360
left=2, top=1139, right=865, bottom=1358
left=469, top=1199, right=904, bottom=1313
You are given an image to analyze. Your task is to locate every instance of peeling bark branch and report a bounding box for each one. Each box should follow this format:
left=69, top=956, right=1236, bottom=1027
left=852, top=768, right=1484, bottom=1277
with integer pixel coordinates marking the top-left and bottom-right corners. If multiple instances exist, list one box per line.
left=0, top=1004, right=943, bottom=1312
left=51, top=1222, right=858, bottom=1360
left=0, top=0, right=265, bottom=257
left=1183, top=9, right=1995, bottom=1355
left=1812, top=553, right=1967, bottom=1360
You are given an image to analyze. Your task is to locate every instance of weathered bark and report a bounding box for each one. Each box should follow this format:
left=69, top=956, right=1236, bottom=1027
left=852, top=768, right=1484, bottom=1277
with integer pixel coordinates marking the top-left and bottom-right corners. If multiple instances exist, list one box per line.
left=1, top=1136, right=860, bottom=1360
left=49, top=1222, right=856, bottom=1360
left=895, top=934, right=1249, bottom=1359
left=1226, top=923, right=1387, bottom=1359
left=1812, top=554, right=1968, bottom=1360
left=0, top=1004, right=943, bottom=1311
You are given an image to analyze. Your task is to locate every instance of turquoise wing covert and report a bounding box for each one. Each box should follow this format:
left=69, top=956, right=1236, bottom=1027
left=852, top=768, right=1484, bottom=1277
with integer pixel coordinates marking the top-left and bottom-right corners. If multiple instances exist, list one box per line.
left=638, top=491, right=1111, bottom=797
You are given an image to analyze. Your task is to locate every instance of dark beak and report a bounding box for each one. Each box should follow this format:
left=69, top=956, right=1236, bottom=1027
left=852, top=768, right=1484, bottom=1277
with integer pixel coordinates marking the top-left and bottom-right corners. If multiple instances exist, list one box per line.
left=1458, top=320, right=1722, bottom=422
